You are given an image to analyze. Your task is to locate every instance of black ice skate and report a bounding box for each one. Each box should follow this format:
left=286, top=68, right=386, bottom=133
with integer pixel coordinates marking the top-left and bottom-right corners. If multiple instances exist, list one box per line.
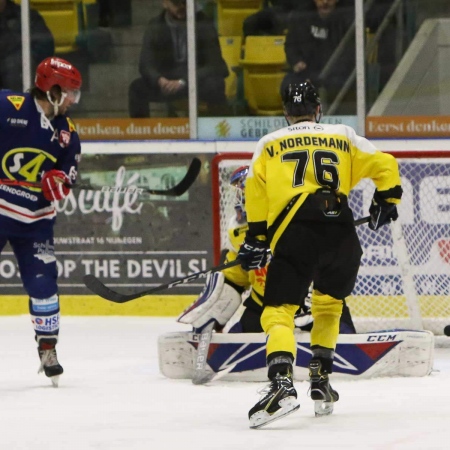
left=248, top=372, right=300, bottom=429
left=308, top=358, right=339, bottom=416
left=37, top=337, right=63, bottom=387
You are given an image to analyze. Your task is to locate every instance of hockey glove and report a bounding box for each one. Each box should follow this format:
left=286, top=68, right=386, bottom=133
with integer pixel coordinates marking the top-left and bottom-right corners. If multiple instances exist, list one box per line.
left=238, top=235, right=269, bottom=271
left=369, top=190, right=398, bottom=231
left=42, top=170, right=71, bottom=202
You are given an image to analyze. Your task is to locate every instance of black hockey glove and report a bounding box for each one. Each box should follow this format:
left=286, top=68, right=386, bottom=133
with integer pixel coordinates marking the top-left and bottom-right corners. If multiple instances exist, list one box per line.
left=369, top=191, right=399, bottom=231
left=238, top=235, right=269, bottom=271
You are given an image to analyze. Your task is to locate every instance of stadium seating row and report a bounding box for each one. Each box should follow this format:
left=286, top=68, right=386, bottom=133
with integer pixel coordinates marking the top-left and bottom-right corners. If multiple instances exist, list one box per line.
left=14, top=0, right=97, bottom=54
left=216, top=0, right=263, bottom=37
left=220, top=35, right=286, bottom=115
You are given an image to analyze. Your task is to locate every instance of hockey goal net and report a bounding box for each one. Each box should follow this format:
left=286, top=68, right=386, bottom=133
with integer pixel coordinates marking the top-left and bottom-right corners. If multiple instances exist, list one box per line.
left=212, top=151, right=450, bottom=335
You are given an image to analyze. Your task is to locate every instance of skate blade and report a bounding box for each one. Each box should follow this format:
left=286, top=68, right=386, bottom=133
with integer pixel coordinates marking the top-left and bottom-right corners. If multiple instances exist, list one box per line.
left=50, top=375, right=60, bottom=388
left=249, top=397, right=300, bottom=429
left=314, top=400, right=334, bottom=417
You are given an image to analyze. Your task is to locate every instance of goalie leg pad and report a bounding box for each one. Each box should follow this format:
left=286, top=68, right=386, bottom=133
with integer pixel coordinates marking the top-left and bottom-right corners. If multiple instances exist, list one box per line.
left=177, top=272, right=242, bottom=330
left=158, top=330, right=434, bottom=381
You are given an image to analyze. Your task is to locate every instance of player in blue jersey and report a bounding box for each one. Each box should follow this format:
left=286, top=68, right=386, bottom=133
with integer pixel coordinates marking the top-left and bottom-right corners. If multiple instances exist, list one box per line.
left=0, top=57, right=82, bottom=387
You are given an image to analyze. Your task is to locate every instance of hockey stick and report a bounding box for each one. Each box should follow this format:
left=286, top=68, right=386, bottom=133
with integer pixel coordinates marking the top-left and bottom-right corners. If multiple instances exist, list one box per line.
left=192, top=321, right=215, bottom=385
left=0, top=157, right=201, bottom=197
left=84, top=216, right=371, bottom=303
left=354, top=215, right=370, bottom=226
left=192, top=326, right=239, bottom=385
left=83, top=259, right=241, bottom=303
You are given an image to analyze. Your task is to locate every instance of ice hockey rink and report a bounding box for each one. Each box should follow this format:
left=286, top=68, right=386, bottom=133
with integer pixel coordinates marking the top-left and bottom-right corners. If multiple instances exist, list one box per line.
left=2, top=315, right=449, bottom=450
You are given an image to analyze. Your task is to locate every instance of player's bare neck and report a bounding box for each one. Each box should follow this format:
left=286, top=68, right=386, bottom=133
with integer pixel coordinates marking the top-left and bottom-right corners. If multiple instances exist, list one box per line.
left=35, top=98, right=54, bottom=119
left=291, top=116, right=314, bottom=125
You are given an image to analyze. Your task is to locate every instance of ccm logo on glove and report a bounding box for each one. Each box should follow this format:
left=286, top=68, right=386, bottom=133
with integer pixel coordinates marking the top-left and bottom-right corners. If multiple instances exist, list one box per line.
left=42, top=170, right=71, bottom=201
left=238, top=236, right=269, bottom=271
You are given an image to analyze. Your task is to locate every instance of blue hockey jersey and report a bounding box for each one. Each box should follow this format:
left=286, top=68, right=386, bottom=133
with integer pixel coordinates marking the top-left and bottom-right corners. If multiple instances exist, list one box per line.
left=0, top=91, right=81, bottom=225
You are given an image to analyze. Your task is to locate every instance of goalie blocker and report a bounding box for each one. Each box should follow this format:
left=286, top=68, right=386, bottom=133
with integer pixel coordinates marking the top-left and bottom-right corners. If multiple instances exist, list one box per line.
left=158, top=329, right=434, bottom=382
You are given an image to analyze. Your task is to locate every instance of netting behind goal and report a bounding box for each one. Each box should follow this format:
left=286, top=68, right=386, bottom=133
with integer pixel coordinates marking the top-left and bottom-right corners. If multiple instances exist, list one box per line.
left=212, top=151, right=450, bottom=335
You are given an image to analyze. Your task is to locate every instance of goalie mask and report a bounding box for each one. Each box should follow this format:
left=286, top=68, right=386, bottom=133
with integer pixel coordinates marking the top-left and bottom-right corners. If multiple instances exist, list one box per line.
left=230, top=165, right=249, bottom=223
left=282, top=81, right=322, bottom=123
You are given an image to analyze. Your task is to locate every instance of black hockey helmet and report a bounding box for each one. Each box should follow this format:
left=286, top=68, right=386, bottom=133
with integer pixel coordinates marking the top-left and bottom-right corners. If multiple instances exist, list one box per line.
left=282, top=82, right=322, bottom=122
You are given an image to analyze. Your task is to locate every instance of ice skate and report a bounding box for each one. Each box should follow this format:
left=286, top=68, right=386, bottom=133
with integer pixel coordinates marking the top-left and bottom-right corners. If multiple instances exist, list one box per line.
left=37, top=337, right=63, bottom=387
left=248, top=372, right=300, bottom=429
left=308, top=358, right=339, bottom=416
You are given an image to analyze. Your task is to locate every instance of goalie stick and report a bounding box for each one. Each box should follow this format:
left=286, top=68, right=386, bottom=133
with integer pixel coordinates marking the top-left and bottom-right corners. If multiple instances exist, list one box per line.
left=0, top=157, right=201, bottom=197
left=192, top=324, right=239, bottom=386
left=192, top=321, right=215, bottom=385
left=84, top=216, right=371, bottom=303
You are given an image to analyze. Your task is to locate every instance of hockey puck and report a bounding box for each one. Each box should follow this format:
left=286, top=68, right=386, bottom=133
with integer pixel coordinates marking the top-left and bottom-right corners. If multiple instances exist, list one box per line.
left=444, top=325, right=450, bottom=336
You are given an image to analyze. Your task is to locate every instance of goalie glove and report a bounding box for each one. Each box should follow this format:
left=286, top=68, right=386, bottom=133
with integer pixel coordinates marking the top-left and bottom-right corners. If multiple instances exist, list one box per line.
left=177, top=271, right=242, bottom=332
left=369, top=190, right=399, bottom=231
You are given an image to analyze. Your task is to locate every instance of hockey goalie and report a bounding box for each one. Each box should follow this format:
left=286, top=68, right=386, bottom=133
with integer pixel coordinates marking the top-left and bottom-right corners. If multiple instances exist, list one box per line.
left=158, top=166, right=434, bottom=383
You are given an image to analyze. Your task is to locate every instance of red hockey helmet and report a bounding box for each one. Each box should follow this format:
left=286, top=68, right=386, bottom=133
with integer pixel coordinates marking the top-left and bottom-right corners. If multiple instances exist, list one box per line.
left=35, top=57, right=82, bottom=102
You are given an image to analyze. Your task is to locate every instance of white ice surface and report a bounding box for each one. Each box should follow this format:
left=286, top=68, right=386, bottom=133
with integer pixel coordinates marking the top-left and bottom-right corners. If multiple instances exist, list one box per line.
left=2, top=316, right=450, bottom=450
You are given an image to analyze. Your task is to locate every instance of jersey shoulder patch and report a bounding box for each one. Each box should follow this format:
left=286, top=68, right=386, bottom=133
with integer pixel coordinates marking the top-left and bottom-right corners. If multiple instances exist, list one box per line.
left=6, top=95, right=26, bottom=111
left=66, top=117, right=77, bottom=133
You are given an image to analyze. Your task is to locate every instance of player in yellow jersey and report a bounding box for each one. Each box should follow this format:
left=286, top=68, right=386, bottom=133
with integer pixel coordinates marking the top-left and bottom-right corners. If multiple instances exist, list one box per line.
left=239, top=82, right=402, bottom=428
left=178, top=164, right=356, bottom=335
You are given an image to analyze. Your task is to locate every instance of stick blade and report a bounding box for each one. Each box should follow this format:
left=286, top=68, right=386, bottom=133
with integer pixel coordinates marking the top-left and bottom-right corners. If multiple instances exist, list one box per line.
left=171, top=157, right=201, bottom=196
left=83, top=275, right=133, bottom=303
left=148, top=157, right=201, bottom=196
left=192, top=322, right=214, bottom=385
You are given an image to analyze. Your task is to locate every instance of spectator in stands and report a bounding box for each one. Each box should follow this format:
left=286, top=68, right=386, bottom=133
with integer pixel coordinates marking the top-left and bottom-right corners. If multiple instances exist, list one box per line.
left=128, top=0, right=229, bottom=118
left=243, top=0, right=307, bottom=37
left=0, top=0, right=54, bottom=92
left=280, top=0, right=355, bottom=114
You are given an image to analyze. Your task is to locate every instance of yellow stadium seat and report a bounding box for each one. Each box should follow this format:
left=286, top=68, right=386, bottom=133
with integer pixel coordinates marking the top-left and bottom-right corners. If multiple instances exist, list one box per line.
left=30, top=0, right=81, bottom=53
left=240, top=35, right=286, bottom=68
left=219, top=36, right=242, bottom=100
left=217, top=0, right=263, bottom=37
left=239, top=35, right=287, bottom=115
left=244, top=71, right=286, bottom=115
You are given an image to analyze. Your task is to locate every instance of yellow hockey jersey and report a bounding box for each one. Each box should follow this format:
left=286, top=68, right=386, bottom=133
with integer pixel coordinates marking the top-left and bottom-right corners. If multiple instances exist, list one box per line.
left=245, top=121, right=402, bottom=247
left=222, top=218, right=265, bottom=308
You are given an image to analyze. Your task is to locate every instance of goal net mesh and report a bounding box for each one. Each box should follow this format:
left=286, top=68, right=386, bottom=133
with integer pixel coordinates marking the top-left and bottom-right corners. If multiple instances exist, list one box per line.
left=212, top=151, right=450, bottom=335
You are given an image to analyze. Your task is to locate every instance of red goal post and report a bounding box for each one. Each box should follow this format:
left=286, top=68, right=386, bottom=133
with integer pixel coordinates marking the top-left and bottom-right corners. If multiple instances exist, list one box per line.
left=211, top=150, right=450, bottom=335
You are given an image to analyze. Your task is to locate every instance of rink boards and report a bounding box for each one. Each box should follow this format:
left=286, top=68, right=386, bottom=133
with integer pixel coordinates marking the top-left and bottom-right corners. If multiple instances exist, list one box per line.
left=0, top=295, right=196, bottom=316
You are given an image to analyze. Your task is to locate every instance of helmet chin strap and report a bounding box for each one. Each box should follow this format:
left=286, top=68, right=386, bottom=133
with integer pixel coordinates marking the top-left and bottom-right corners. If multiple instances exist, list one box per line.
left=46, top=91, right=67, bottom=117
